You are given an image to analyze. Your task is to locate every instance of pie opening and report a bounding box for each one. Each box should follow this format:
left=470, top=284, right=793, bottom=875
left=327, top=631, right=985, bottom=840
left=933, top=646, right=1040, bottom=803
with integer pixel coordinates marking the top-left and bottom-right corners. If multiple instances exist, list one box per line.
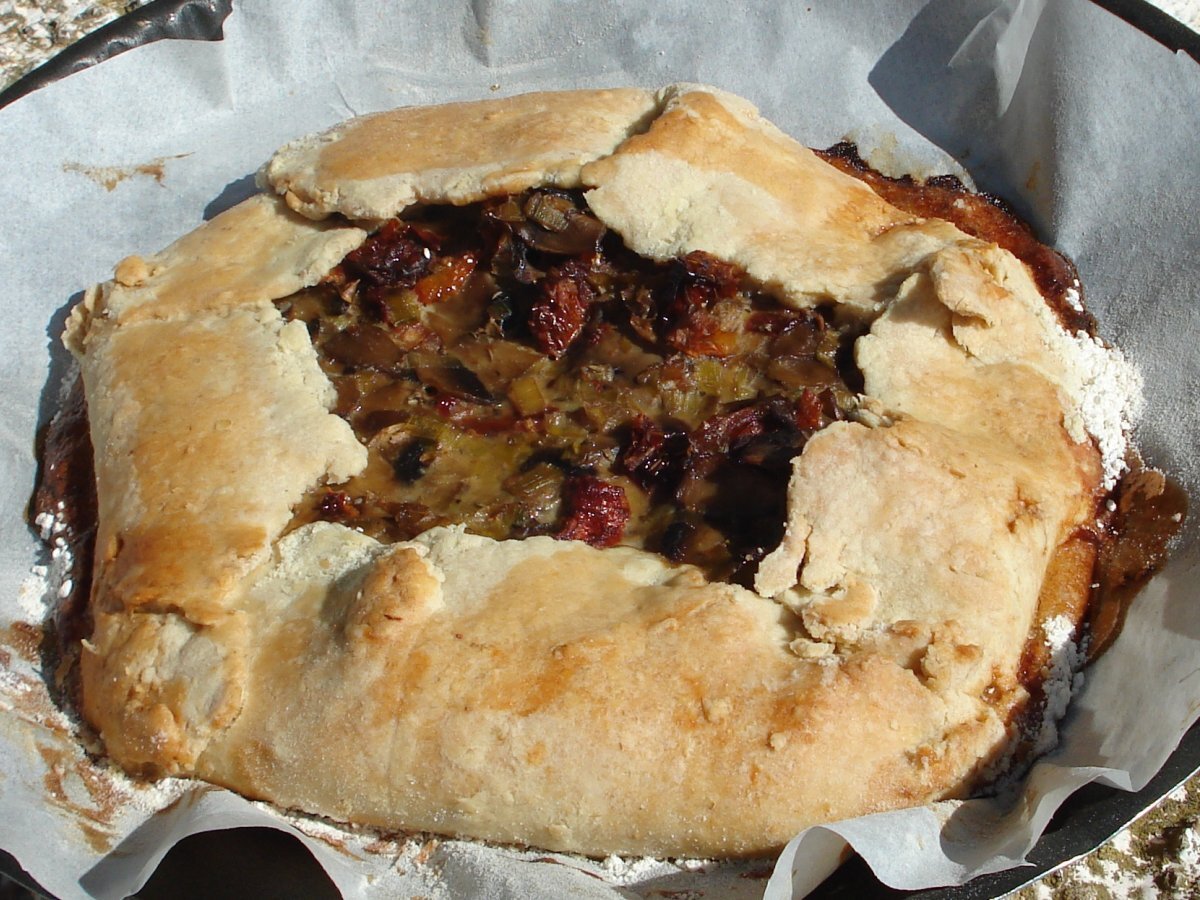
left=279, top=188, right=865, bottom=586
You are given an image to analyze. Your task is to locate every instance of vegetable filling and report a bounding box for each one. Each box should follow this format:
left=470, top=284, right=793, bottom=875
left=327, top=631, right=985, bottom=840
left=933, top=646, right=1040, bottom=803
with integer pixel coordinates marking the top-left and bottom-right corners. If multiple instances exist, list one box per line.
left=279, top=189, right=863, bottom=585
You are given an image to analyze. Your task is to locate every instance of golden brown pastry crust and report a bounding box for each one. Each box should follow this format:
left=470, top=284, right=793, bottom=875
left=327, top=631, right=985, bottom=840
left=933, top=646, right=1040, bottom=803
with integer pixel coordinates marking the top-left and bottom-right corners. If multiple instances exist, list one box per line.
left=581, top=85, right=962, bottom=311
left=267, top=87, right=659, bottom=221
left=67, top=85, right=1105, bottom=856
left=66, top=196, right=369, bottom=771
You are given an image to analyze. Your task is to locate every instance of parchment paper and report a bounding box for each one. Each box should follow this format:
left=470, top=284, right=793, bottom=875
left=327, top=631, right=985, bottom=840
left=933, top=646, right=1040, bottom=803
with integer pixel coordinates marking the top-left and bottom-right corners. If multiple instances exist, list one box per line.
left=1, top=0, right=1198, bottom=897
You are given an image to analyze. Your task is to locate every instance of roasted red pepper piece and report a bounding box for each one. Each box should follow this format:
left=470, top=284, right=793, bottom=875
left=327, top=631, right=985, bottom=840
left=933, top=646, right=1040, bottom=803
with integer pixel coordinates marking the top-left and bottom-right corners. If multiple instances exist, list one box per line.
left=555, top=475, right=630, bottom=548
left=795, top=389, right=823, bottom=431
left=530, top=261, right=597, bottom=358
left=414, top=253, right=478, bottom=305
left=342, top=220, right=434, bottom=289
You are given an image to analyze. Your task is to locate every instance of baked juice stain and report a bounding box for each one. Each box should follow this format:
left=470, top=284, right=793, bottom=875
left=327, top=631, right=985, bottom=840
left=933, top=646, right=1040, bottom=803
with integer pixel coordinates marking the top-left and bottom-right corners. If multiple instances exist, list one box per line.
left=1088, top=464, right=1187, bottom=660
left=5, top=621, right=42, bottom=662
left=1026, top=159, right=1041, bottom=192
left=36, top=743, right=122, bottom=854
left=0, top=622, right=75, bottom=736
left=62, top=153, right=190, bottom=192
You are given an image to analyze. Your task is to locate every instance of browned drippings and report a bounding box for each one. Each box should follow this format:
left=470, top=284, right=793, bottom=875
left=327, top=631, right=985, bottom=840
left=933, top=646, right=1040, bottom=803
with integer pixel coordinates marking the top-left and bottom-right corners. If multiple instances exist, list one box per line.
left=4, top=620, right=43, bottom=663
left=32, top=373, right=97, bottom=663
left=36, top=742, right=121, bottom=853
left=1015, top=456, right=1186, bottom=690
left=1088, top=458, right=1187, bottom=660
left=999, top=453, right=1186, bottom=765
left=818, top=142, right=1094, bottom=335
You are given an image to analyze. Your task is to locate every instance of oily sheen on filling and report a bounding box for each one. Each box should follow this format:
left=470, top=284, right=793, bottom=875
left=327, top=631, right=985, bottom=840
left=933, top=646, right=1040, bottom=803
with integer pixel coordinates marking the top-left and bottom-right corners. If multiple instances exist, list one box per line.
left=281, top=188, right=866, bottom=587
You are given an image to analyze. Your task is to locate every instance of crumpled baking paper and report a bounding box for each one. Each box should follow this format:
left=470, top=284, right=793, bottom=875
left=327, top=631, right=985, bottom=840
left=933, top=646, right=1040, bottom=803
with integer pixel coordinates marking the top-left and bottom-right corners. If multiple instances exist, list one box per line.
left=0, top=0, right=1198, bottom=897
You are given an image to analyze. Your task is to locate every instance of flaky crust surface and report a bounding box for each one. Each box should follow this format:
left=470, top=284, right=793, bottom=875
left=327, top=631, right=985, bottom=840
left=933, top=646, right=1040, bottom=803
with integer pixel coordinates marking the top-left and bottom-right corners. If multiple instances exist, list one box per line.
left=267, top=87, right=659, bottom=221
left=68, top=86, right=1107, bottom=856
left=68, top=196, right=369, bottom=770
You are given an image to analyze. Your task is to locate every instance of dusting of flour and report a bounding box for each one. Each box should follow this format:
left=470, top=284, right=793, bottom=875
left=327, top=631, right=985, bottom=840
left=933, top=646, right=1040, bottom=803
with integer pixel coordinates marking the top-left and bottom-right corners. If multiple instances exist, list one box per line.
left=1061, top=328, right=1144, bottom=490
left=259, top=801, right=743, bottom=898
left=1032, top=614, right=1087, bottom=756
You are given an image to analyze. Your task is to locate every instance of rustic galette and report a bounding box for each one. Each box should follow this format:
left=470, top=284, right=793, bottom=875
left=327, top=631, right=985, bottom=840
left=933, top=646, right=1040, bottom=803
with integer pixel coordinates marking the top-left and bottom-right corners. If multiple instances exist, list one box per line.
left=63, top=85, right=1132, bottom=857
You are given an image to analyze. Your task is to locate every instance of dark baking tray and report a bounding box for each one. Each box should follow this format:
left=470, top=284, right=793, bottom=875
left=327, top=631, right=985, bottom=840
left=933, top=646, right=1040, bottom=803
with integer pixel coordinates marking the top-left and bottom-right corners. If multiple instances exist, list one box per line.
left=2, top=1, right=1198, bottom=897
left=0, top=0, right=232, bottom=109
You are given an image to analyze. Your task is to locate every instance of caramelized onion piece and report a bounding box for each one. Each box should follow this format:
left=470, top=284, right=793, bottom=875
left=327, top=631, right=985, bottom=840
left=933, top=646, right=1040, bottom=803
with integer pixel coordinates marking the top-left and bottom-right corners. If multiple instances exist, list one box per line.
left=414, top=253, right=478, bottom=305
left=504, top=462, right=566, bottom=524
left=322, top=325, right=407, bottom=374
left=410, top=352, right=496, bottom=402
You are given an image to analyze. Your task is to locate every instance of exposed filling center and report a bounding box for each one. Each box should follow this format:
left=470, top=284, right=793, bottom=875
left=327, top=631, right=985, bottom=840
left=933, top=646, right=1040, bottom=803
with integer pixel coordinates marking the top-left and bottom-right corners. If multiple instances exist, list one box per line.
left=279, top=189, right=863, bottom=585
